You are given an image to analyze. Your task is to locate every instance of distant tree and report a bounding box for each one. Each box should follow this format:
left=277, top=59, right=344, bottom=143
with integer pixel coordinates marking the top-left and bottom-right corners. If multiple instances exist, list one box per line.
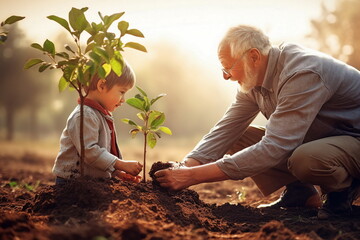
left=309, top=0, right=360, bottom=69
left=0, top=25, right=47, bottom=141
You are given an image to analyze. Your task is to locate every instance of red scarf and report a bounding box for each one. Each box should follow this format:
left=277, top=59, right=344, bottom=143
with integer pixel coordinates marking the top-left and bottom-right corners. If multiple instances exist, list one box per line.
left=78, top=98, right=120, bottom=158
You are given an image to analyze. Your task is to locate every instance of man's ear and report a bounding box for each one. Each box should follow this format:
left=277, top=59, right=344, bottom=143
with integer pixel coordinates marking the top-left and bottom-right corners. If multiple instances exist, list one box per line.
left=248, top=48, right=261, bottom=66
left=97, top=79, right=107, bottom=92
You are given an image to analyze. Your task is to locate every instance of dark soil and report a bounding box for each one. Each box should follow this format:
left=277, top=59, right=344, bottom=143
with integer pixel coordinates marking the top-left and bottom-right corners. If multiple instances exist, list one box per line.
left=1, top=154, right=360, bottom=239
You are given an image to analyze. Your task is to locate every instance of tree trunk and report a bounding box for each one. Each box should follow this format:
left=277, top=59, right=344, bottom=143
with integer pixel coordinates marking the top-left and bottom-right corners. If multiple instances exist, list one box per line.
left=5, top=105, right=15, bottom=141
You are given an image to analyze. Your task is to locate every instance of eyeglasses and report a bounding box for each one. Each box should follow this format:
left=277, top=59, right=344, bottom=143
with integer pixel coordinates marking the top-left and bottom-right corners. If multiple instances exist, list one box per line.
left=222, top=49, right=250, bottom=80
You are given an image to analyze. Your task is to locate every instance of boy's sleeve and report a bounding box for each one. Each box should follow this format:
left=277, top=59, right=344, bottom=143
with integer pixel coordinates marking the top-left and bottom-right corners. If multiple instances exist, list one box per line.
left=68, top=108, right=117, bottom=172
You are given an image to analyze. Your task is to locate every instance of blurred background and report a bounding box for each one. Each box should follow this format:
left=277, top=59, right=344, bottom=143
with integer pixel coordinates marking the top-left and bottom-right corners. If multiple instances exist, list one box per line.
left=0, top=0, right=359, bottom=164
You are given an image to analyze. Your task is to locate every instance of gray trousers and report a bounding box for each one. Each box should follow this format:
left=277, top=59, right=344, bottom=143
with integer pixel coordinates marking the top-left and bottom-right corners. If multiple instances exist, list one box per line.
left=228, top=125, right=360, bottom=196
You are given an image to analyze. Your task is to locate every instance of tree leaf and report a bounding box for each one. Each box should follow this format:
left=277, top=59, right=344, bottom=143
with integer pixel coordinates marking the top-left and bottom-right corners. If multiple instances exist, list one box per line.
left=4, top=16, right=25, bottom=25
left=43, top=39, right=55, bottom=55
left=55, top=52, right=70, bottom=59
left=110, top=57, right=123, bottom=76
left=129, top=128, right=140, bottom=138
left=69, top=7, right=89, bottom=33
left=65, top=44, right=75, bottom=54
left=124, top=42, right=147, bottom=52
left=121, top=118, right=138, bottom=127
left=30, top=43, right=43, bottom=51
left=147, top=132, right=157, bottom=148
left=150, top=112, right=165, bottom=128
left=126, top=98, right=145, bottom=111
left=58, top=76, right=69, bottom=92
left=118, top=21, right=129, bottom=36
left=126, top=29, right=144, bottom=38
left=93, top=46, right=110, bottom=63
left=136, top=86, right=147, bottom=97
left=102, top=63, right=111, bottom=77
left=38, top=63, right=52, bottom=72
left=151, top=93, right=166, bottom=105
left=24, top=58, right=44, bottom=69
left=47, top=15, right=71, bottom=32
left=136, top=112, right=146, bottom=121
left=97, top=65, right=106, bottom=79
left=159, top=126, right=172, bottom=135
left=104, top=12, right=125, bottom=30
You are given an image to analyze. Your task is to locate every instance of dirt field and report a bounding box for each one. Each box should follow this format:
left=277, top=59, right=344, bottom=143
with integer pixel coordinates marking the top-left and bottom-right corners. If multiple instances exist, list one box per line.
left=1, top=141, right=360, bottom=240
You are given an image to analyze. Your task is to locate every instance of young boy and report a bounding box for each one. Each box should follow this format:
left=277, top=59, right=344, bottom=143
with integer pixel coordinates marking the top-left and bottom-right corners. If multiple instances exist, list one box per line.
left=52, top=63, right=143, bottom=184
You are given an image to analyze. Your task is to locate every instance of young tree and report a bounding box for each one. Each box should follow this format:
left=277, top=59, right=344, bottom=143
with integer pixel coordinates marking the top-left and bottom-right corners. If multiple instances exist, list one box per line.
left=122, top=86, right=172, bottom=182
left=24, top=7, right=146, bottom=177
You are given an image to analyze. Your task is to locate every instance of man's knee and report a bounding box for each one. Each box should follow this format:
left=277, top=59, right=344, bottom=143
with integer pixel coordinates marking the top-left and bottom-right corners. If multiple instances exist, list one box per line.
left=288, top=144, right=321, bottom=182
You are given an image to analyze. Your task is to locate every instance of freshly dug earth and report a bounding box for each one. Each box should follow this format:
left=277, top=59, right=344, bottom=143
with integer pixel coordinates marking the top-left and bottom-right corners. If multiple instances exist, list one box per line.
left=1, top=153, right=360, bottom=239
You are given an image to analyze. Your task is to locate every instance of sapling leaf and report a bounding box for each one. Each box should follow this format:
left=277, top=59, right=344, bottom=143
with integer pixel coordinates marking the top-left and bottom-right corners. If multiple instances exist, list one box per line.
left=147, top=132, right=157, bottom=148
left=39, top=63, right=52, bottom=72
left=58, top=76, right=69, bottom=92
left=30, top=43, right=43, bottom=51
left=137, top=112, right=146, bottom=121
left=126, top=29, right=144, bottom=38
left=159, top=126, right=172, bottom=135
left=43, top=39, right=55, bottom=56
left=136, top=86, right=147, bottom=97
left=126, top=98, right=145, bottom=111
left=124, top=42, right=147, bottom=52
left=102, top=63, right=111, bottom=77
left=121, top=118, right=138, bottom=127
left=4, top=16, right=25, bottom=25
left=24, top=58, right=44, bottom=69
left=94, top=46, right=110, bottom=63
left=69, top=7, right=89, bottom=33
left=110, top=57, right=123, bottom=76
left=47, top=15, right=71, bottom=33
left=65, top=44, right=75, bottom=54
left=130, top=128, right=140, bottom=138
left=118, top=21, right=129, bottom=36
left=151, top=93, right=166, bottom=105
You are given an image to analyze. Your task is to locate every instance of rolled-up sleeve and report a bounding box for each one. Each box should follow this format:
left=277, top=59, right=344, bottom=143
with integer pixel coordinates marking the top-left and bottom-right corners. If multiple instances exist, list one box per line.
left=216, top=72, right=331, bottom=179
left=68, top=109, right=117, bottom=171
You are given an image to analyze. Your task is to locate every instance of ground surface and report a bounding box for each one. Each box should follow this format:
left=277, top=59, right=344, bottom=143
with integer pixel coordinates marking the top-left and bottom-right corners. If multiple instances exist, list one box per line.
left=1, top=143, right=360, bottom=240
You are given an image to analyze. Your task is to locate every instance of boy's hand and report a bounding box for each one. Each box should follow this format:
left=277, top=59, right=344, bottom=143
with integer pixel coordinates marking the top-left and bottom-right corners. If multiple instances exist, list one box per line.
left=114, top=159, right=143, bottom=176
left=112, top=170, right=142, bottom=183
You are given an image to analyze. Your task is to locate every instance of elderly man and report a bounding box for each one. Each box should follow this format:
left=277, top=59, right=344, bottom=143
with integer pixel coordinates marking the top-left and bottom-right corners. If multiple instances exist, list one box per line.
left=155, top=25, right=360, bottom=219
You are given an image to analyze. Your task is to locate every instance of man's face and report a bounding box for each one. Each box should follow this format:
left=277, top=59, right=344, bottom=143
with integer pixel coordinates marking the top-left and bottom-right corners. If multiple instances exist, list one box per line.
left=219, top=46, right=258, bottom=93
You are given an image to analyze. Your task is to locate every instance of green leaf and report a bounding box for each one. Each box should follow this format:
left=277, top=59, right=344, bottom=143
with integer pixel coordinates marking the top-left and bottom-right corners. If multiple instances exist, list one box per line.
left=159, top=126, right=172, bottom=135
left=39, top=63, right=52, bottom=72
left=118, top=21, right=129, bottom=36
left=124, top=42, right=147, bottom=52
left=102, top=63, right=111, bottom=77
left=58, top=76, right=69, bottom=92
left=47, top=15, right=71, bottom=32
left=136, top=86, right=147, bottom=97
left=130, top=128, right=140, bottom=138
left=151, top=93, right=166, bottom=105
left=126, top=98, right=145, bottom=111
left=110, top=57, right=123, bottom=76
left=121, top=118, right=138, bottom=127
left=55, top=52, right=70, bottom=59
left=150, top=112, right=165, bottom=128
left=136, top=112, right=146, bottom=121
left=43, top=39, right=55, bottom=55
left=126, top=29, right=144, bottom=38
left=69, top=7, right=89, bottom=33
left=4, top=16, right=25, bottom=25
left=85, top=42, right=96, bottom=53
left=93, top=46, right=110, bottom=63
left=65, top=44, right=75, bottom=54
left=97, top=65, right=106, bottom=79
left=24, top=58, right=44, bottom=69
left=30, top=43, right=43, bottom=51
left=89, top=51, right=101, bottom=64
left=147, top=132, right=157, bottom=148
left=104, top=12, right=125, bottom=30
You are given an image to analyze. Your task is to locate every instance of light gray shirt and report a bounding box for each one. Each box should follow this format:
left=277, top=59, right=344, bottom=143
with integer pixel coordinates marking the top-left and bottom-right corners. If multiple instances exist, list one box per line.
left=187, top=43, right=360, bottom=180
left=53, top=105, right=121, bottom=179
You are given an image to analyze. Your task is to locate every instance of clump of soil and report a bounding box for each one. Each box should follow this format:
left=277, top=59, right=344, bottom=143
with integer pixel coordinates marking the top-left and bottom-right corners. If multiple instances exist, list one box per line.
left=149, top=161, right=176, bottom=185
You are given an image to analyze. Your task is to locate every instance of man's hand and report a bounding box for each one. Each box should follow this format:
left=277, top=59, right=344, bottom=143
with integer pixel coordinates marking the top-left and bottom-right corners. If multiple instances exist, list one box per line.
left=154, top=162, right=230, bottom=191
left=154, top=167, right=195, bottom=191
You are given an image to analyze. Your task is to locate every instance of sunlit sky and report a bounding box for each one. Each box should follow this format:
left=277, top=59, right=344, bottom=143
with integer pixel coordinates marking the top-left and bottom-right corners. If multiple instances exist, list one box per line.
left=1, top=0, right=336, bottom=63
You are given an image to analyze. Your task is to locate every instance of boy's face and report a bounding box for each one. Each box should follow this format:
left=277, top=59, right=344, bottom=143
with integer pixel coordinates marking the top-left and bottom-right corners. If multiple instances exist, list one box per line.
left=99, top=84, right=132, bottom=112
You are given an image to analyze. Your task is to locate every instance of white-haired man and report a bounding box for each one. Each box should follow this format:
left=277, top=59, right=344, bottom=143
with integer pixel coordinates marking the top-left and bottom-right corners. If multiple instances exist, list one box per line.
left=155, top=25, right=360, bottom=219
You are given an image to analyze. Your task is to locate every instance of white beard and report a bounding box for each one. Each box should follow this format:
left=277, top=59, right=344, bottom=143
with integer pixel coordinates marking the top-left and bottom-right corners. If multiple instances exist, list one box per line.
left=239, top=61, right=258, bottom=94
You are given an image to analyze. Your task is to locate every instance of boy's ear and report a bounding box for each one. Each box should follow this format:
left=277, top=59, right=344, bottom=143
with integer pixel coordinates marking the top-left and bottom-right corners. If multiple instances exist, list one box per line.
left=97, top=79, right=107, bottom=92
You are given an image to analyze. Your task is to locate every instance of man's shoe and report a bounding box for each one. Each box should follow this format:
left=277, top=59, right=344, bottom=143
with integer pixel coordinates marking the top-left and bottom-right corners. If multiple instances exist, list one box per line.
left=318, top=179, right=360, bottom=220
left=258, top=181, right=322, bottom=208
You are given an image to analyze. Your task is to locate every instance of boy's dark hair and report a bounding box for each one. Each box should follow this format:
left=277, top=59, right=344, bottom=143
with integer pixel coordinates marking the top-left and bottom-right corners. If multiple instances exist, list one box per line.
left=88, top=62, right=135, bottom=91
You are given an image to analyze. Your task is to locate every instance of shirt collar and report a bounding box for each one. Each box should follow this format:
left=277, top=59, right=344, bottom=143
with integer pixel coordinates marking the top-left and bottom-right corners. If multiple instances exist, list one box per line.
left=256, top=46, right=280, bottom=94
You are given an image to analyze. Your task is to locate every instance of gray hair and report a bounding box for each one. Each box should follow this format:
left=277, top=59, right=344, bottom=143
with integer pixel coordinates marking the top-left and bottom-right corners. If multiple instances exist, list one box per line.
left=218, top=25, right=271, bottom=58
